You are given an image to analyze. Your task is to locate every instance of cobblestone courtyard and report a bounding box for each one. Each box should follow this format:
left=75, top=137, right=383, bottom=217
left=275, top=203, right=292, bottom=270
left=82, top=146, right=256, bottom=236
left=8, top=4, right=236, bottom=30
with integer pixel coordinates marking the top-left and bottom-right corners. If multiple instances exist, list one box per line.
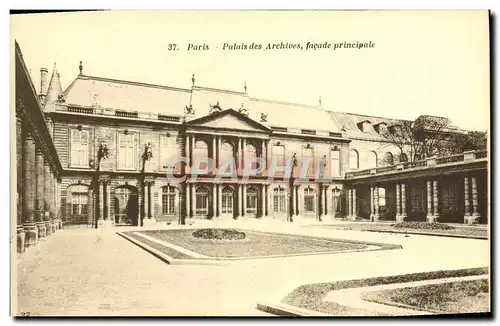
left=14, top=220, right=489, bottom=316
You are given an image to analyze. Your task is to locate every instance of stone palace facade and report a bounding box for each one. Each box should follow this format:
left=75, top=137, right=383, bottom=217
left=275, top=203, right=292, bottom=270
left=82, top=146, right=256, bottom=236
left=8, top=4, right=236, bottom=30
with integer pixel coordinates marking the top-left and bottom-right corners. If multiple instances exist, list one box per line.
left=14, top=41, right=489, bottom=251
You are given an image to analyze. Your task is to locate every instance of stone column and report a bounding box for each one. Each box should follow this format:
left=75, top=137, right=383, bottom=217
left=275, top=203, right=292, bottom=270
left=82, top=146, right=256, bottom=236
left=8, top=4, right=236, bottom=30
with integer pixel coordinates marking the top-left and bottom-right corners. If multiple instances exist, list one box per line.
left=426, top=180, right=433, bottom=222
left=266, top=141, right=271, bottom=174
left=295, top=186, right=300, bottom=217
left=471, top=176, right=480, bottom=223
left=43, top=162, right=52, bottom=236
left=242, top=184, right=247, bottom=217
left=237, top=184, right=242, bottom=218
left=401, top=183, right=407, bottom=220
left=242, top=138, right=247, bottom=171
left=346, top=188, right=351, bottom=219
left=264, top=185, right=268, bottom=217
left=396, top=183, right=402, bottom=222
left=99, top=181, right=104, bottom=224
left=191, top=183, right=196, bottom=218
left=463, top=176, right=472, bottom=224
left=16, top=116, right=25, bottom=252
left=49, top=172, right=56, bottom=231
left=237, top=138, right=242, bottom=170
left=56, top=178, right=62, bottom=229
left=23, top=133, right=37, bottom=247
left=369, top=186, right=374, bottom=221
left=374, top=185, right=380, bottom=221
left=185, top=134, right=190, bottom=168
left=35, top=147, right=46, bottom=238
left=107, top=181, right=112, bottom=223
left=352, top=187, right=357, bottom=219
left=432, top=180, right=439, bottom=221
left=261, top=140, right=266, bottom=165
left=191, top=135, right=195, bottom=168
left=217, top=184, right=222, bottom=217
left=186, top=183, right=191, bottom=219
left=212, top=136, right=216, bottom=172
left=217, top=136, right=221, bottom=168
left=323, top=186, right=328, bottom=218
left=143, top=182, right=149, bottom=220
left=212, top=183, right=217, bottom=218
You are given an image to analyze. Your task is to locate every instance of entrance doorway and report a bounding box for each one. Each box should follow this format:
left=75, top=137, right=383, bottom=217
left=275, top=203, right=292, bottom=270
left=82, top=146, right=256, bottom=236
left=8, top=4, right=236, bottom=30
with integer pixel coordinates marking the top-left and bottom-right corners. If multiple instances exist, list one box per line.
left=221, top=186, right=235, bottom=219
left=114, top=186, right=139, bottom=226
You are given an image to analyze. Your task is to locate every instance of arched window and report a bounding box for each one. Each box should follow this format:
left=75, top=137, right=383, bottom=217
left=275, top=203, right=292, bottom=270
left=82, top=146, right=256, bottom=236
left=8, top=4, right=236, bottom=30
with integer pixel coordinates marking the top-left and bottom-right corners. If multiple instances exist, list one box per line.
left=194, top=140, right=209, bottom=170
left=221, top=186, right=234, bottom=214
left=369, top=151, right=378, bottom=168
left=399, top=153, right=409, bottom=163
left=195, top=186, right=209, bottom=216
left=384, top=152, right=394, bottom=165
left=304, top=187, right=316, bottom=213
left=162, top=186, right=176, bottom=215
left=246, top=186, right=258, bottom=214
left=349, top=149, right=359, bottom=170
left=273, top=187, right=286, bottom=213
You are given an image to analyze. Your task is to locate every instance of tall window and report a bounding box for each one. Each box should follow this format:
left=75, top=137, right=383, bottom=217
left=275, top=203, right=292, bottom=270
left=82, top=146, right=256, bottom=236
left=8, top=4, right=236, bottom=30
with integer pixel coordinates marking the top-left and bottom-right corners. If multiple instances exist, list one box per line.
left=442, top=182, right=458, bottom=214
left=330, top=149, right=341, bottom=177
left=273, top=187, right=286, bottom=213
left=304, top=187, right=315, bottom=212
left=245, top=143, right=258, bottom=170
left=378, top=188, right=386, bottom=209
left=246, top=186, right=258, bottom=214
left=221, top=187, right=234, bottom=214
left=332, top=191, right=342, bottom=213
left=162, top=186, right=176, bottom=215
left=118, top=133, right=136, bottom=169
left=160, top=135, right=177, bottom=169
left=349, top=149, right=359, bottom=170
left=194, top=140, right=209, bottom=170
left=195, top=186, right=209, bottom=216
left=70, top=129, right=89, bottom=168
left=369, top=151, right=378, bottom=168
left=272, top=144, right=285, bottom=176
left=71, top=185, right=88, bottom=216
left=220, top=142, right=234, bottom=171
left=411, top=186, right=425, bottom=213
left=399, top=153, right=409, bottom=163
left=384, top=152, right=394, bottom=165
left=302, top=147, right=314, bottom=177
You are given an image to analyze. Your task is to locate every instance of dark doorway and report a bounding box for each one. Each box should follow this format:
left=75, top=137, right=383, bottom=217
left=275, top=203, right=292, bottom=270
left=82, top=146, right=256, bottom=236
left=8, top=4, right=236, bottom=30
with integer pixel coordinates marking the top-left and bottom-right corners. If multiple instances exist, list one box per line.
left=114, top=186, right=139, bottom=226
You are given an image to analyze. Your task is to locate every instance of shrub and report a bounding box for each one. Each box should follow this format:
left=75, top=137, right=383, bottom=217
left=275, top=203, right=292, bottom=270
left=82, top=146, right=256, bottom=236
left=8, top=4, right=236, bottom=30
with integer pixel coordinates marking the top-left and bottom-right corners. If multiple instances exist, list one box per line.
left=192, top=228, right=246, bottom=240
left=392, top=221, right=455, bottom=230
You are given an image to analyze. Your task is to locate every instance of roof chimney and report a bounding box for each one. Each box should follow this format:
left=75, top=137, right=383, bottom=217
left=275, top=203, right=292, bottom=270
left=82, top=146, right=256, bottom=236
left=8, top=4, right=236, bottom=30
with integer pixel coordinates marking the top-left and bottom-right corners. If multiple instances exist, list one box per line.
left=39, top=67, right=48, bottom=103
left=79, top=61, right=83, bottom=75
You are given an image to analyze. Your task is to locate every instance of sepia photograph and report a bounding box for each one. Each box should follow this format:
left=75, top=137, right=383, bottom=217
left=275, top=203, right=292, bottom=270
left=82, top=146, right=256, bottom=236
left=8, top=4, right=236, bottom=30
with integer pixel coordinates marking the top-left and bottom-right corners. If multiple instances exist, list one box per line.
left=10, top=10, right=490, bottom=317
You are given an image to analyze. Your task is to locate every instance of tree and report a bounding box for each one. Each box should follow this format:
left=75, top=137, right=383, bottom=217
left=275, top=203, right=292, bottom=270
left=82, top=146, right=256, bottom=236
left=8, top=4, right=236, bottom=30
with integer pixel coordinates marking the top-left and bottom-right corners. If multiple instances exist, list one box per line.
left=380, top=115, right=482, bottom=162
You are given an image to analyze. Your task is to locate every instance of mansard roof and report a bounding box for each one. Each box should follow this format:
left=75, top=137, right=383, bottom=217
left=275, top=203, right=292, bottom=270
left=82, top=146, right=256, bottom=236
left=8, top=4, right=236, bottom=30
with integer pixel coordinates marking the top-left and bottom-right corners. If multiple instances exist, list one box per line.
left=59, top=72, right=403, bottom=135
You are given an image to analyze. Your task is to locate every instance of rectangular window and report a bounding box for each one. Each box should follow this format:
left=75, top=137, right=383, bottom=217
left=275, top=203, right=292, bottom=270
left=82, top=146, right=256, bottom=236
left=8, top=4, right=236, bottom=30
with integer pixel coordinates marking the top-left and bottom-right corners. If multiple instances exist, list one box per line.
left=118, top=133, right=136, bottom=170
left=70, top=129, right=89, bottom=168
left=222, top=195, right=233, bottom=214
left=196, top=194, right=208, bottom=215
left=160, top=135, right=177, bottom=169
left=304, top=196, right=315, bottom=212
left=71, top=192, right=88, bottom=215
left=273, top=194, right=285, bottom=213
left=330, top=149, right=341, bottom=177
left=162, top=195, right=175, bottom=215
left=302, top=147, right=314, bottom=177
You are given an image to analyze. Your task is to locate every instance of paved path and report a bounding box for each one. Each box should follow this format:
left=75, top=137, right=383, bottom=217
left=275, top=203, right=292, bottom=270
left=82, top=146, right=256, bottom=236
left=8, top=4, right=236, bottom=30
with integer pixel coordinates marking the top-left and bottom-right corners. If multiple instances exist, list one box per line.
left=14, top=220, right=489, bottom=316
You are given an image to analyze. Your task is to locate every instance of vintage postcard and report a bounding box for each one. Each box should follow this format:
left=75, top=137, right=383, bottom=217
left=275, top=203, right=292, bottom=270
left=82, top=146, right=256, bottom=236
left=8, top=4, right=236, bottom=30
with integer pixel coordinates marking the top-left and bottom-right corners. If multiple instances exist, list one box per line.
left=10, top=10, right=490, bottom=317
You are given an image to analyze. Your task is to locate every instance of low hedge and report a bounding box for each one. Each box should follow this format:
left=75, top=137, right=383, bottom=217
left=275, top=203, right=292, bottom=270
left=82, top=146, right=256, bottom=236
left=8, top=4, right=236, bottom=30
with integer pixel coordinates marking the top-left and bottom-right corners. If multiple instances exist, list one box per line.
left=192, top=228, right=246, bottom=241
left=393, top=221, right=455, bottom=230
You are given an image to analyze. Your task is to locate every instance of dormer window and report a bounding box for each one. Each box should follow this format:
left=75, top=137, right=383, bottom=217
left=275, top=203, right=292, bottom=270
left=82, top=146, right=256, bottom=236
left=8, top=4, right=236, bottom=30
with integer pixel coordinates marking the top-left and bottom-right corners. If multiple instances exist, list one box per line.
left=388, top=123, right=402, bottom=134
left=374, top=122, right=388, bottom=134
left=357, top=120, right=372, bottom=133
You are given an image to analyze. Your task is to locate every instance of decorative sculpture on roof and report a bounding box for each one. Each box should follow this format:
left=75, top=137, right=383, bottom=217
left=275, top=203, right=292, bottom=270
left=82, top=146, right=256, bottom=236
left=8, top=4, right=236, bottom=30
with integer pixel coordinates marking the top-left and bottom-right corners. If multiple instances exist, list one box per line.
left=142, top=142, right=153, bottom=162
left=185, top=104, right=195, bottom=115
left=260, top=113, right=268, bottom=123
left=79, top=61, right=83, bottom=75
left=209, top=101, right=223, bottom=115
left=57, top=94, right=66, bottom=103
left=237, top=103, right=248, bottom=116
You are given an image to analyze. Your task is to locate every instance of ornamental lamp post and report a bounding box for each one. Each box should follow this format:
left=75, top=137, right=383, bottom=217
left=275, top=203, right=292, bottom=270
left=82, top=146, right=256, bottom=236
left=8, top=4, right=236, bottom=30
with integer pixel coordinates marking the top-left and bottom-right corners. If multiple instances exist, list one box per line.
left=140, top=143, right=153, bottom=226
left=93, top=141, right=109, bottom=229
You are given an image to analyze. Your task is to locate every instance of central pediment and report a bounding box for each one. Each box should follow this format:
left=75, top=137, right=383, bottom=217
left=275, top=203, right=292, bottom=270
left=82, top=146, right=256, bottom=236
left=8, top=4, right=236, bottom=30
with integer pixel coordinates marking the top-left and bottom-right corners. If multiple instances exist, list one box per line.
left=186, top=109, right=270, bottom=132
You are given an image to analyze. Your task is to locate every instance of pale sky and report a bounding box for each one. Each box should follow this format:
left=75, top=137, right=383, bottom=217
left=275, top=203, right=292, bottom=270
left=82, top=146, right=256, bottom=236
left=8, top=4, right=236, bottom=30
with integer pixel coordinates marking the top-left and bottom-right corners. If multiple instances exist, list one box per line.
left=11, top=10, right=490, bottom=131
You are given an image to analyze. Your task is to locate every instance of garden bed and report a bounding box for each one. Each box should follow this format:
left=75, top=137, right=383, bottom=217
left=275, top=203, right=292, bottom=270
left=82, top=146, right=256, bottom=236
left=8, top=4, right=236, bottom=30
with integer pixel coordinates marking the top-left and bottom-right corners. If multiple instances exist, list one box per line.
left=122, top=229, right=401, bottom=260
left=282, top=267, right=488, bottom=316
left=318, top=222, right=488, bottom=239
left=361, top=278, right=489, bottom=314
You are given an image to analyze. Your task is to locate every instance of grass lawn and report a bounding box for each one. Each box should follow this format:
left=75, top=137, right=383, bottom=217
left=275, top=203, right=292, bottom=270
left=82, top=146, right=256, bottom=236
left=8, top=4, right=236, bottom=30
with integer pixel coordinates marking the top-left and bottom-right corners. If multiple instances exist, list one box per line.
left=361, top=279, right=490, bottom=314
left=282, top=267, right=488, bottom=316
left=125, top=229, right=399, bottom=259
left=320, top=222, right=488, bottom=238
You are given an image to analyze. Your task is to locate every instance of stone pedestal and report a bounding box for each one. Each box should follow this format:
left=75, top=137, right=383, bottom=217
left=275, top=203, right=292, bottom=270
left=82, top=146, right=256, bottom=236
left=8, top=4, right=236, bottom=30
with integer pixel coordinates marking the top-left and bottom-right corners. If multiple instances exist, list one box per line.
left=24, top=223, right=38, bottom=247
left=143, top=218, right=157, bottom=226
left=17, top=227, right=25, bottom=253
left=36, top=222, right=47, bottom=239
